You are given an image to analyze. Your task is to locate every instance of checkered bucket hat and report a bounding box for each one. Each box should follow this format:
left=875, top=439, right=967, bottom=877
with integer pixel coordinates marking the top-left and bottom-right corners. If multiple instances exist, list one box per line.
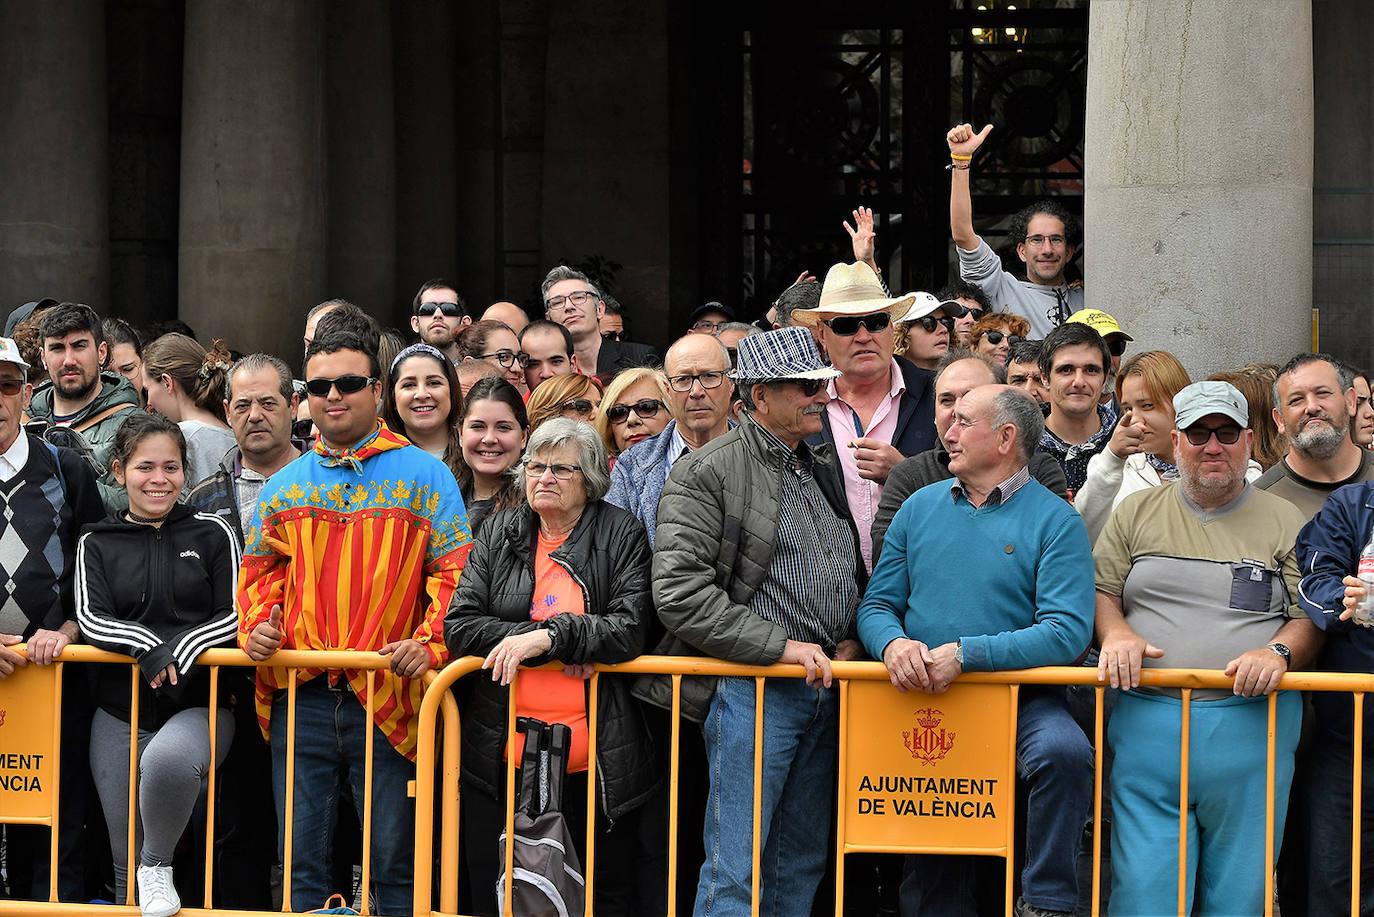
left=728, top=326, right=842, bottom=383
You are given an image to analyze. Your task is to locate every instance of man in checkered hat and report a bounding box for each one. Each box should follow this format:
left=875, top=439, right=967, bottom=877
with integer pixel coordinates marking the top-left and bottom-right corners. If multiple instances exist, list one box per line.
left=649, top=325, right=866, bottom=916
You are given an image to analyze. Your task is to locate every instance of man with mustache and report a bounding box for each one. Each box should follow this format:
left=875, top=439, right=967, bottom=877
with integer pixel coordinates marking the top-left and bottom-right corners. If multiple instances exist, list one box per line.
left=1256, top=353, right=1374, bottom=519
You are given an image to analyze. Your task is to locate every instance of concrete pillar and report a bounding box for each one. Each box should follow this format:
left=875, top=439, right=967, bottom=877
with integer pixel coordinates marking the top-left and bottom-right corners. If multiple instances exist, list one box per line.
left=325, top=0, right=396, bottom=319
left=178, top=0, right=327, bottom=356
left=541, top=0, right=672, bottom=346
left=0, top=0, right=109, bottom=311
left=1084, top=1, right=1313, bottom=377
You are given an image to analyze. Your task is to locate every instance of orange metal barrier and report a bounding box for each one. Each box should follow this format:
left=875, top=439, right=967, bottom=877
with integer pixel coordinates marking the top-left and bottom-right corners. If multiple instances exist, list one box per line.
left=4, top=648, right=1374, bottom=916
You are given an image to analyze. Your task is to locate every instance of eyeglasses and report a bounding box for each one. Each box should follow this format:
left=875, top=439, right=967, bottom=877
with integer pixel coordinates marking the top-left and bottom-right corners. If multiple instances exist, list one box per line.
left=602, top=330, right=626, bottom=342
left=0, top=378, right=25, bottom=396
left=304, top=374, right=377, bottom=397
left=979, top=330, right=1023, bottom=347
left=546, top=290, right=597, bottom=311
left=560, top=398, right=595, bottom=416
left=523, top=461, right=583, bottom=480
left=607, top=399, right=665, bottom=424
left=667, top=371, right=727, bottom=392
left=1107, top=339, right=1128, bottom=357
left=1024, top=234, right=1068, bottom=248
left=1183, top=424, right=1243, bottom=446
left=910, top=315, right=953, bottom=334
left=416, top=301, right=463, bottom=318
left=823, top=312, right=891, bottom=336
left=783, top=378, right=825, bottom=397
left=478, top=350, right=531, bottom=369
left=692, top=320, right=726, bottom=333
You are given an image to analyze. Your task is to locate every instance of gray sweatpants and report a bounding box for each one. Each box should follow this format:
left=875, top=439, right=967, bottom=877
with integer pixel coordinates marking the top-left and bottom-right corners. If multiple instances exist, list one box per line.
left=89, top=706, right=235, bottom=902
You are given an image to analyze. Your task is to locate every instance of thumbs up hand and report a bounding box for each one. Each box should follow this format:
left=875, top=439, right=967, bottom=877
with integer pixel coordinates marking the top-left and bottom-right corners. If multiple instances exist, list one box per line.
left=246, top=604, right=286, bottom=661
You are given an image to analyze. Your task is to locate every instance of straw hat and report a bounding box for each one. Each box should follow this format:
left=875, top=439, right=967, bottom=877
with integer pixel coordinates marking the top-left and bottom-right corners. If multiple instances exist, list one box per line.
left=790, top=262, right=915, bottom=328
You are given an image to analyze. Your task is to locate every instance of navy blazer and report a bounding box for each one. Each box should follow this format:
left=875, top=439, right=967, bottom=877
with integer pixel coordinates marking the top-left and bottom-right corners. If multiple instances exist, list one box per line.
left=806, top=354, right=937, bottom=489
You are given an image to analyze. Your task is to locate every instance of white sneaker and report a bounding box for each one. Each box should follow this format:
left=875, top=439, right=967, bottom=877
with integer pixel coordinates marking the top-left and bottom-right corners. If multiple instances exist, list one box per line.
left=136, top=864, right=180, bottom=917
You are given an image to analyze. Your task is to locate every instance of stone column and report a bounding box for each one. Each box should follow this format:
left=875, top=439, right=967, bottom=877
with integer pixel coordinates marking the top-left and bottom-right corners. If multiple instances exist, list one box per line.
left=0, top=0, right=108, bottom=311
left=1084, top=1, right=1313, bottom=377
left=178, top=0, right=327, bottom=357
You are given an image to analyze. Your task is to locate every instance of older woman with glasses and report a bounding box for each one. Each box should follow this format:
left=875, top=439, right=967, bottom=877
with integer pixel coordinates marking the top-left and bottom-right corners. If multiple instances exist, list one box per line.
left=457, top=320, right=529, bottom=395
left=444, top=417, right=657, bottom=916
left=525, top=371, right=605, bottom=434
left=594, top=367, right=671, bottom=459
left=970, top=312, right=1031, bottom=366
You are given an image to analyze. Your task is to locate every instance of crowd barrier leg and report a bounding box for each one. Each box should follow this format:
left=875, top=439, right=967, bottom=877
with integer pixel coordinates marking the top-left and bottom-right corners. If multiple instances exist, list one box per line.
left=585, top=672, right=600, bottom=912
left=124, top=666, right=139, bottom=907
left=360, top=673, right=376, bottom=914
left=203, top=666, right=220, bottom=908
left=668, top=673, right=683, bottom=917
left=1177, top=688, right=1191, bottom=917
left=1264, top=692, right=1278, bottom=917
left=1354, top=692, right=1365, bottom=917
left=1091, top=684, right=1104, bottom=917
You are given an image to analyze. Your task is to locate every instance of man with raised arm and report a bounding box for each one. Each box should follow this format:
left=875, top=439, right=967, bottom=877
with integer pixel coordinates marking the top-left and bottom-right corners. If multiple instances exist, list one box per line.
left=947, top=122, right=1083, bottom=338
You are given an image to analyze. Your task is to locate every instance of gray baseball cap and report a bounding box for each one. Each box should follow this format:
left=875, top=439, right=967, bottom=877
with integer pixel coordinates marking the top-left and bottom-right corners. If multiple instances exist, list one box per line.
left=1173, top=380, right=1249, bottom=430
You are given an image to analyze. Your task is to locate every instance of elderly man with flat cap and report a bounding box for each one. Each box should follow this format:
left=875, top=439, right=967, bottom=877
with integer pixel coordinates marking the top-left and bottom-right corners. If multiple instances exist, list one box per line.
left=1093, top=380, right=1321, bottom=916
left=792, top=263, right=950, bottom=572
left=649, top=325, right=865, bottom=917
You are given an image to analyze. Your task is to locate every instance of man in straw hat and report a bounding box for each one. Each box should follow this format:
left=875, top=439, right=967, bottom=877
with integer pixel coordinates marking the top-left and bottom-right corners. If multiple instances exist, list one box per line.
left=648, top=325, right=866, bottom=916
left=792, top=262, right=960, bottom=572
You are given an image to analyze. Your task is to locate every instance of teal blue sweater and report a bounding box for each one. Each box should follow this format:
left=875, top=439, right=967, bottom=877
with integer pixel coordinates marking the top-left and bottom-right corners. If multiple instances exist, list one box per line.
left=857, top=478, right=1094, bottom=671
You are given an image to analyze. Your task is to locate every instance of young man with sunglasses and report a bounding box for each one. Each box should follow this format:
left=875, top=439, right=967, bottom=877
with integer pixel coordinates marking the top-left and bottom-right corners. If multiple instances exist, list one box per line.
left=947, top=122, right=1084, bottom=338
left=540, top=265, right=658, bottom=375
left=1094, top=380, right=1319, bottom=916
left=410, top=278, right=472, bottom=363
left=237, top=329, right=472, bottom=915
left=793, top=262, right=939, bottom=572
left=1037, top=322, right=1118, bottom=497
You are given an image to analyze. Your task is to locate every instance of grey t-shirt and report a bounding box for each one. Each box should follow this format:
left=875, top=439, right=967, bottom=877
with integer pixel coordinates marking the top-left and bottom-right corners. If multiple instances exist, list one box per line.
left=179, top=421, right=237, bottom=492
left=958, top=238, right=1083, bottom=339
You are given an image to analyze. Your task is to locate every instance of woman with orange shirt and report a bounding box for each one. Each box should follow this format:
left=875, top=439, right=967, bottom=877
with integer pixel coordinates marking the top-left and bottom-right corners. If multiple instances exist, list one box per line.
left=444, top=417, right=657, bottom=916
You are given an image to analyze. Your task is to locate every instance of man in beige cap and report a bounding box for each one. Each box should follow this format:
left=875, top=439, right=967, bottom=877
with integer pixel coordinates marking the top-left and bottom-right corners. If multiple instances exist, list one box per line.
left=792, top=262, right=937, bottom=572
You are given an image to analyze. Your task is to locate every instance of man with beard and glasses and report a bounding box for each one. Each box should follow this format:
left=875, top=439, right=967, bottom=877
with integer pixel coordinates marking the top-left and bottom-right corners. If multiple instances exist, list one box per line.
left=1256, top=353, right=1374, bottom=519
left=1094, top=380, right=1320, bottom=916
left=27, top=303, right=141, bottom=513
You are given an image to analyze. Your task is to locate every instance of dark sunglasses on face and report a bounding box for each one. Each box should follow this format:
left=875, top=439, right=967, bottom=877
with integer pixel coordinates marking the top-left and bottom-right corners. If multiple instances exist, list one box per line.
left=416, top=301, right=463, bottom=319
left=783, top=378, right=825, bottom=397
left=911, top=315, right=953, bottom=334
left=823, top=312, right=891, bottom=336
left=560, top=398, right=595, bottom=416
left=606, top=399, right=665, bottom=424
left=980, top=330, right=1023, bottom=347
left=305, top=374, right=376, bottom=397
left=1183, top=424, right=1243, bottom=446
left=1107, top=338, right=1128, bottom=357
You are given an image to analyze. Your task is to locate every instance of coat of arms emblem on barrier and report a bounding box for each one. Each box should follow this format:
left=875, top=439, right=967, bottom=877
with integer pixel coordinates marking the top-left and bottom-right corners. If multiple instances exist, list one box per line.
left=903, top=707, right=956, bottom=766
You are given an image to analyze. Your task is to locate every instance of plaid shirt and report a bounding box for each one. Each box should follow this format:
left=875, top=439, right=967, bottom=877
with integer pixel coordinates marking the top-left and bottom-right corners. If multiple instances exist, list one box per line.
left=746, top=420, right=859, bottom=653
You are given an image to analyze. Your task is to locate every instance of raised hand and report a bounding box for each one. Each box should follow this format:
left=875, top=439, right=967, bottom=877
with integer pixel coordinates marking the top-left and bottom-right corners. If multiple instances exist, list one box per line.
left=947, top=123, right=994, bottom=159
left=845, top=207, right=878, bottom=265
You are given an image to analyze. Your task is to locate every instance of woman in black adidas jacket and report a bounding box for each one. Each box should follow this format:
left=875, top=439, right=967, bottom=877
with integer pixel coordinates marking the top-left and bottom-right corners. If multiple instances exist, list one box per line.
left=75, top=412, right=240, bottom=917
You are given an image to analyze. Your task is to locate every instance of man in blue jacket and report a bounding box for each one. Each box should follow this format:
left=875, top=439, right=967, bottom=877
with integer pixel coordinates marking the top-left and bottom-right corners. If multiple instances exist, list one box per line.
left=1296, top=481, right=1374, bottom=915
left=857, top=384, right=1094, bottom=917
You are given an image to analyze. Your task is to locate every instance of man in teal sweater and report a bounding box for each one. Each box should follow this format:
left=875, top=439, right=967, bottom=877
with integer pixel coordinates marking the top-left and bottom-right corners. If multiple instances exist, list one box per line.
left=857, top=384, right=1095, bottom=917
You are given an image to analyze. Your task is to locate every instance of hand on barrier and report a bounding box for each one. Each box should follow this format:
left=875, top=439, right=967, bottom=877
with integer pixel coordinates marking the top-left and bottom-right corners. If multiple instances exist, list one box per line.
left=925, top=642, right=963, bottom=694
left=0, top=633, right=26, bottom=678
left=1225, top=648, right=1287, bottom=697
left=845, top=207, right=877, bottom=265
left=834, top=639, right=864, bottom=662
left=881, top=637, right=933, bottom=693
left=381, top=638, right=433, bottom=679
left=26, top=625, right=72, bottom=665
left=245, top=604, right=285, bottom=661
left=562, top=663, right=595, bottom=680
left=1339, top=575, right=1370, bottom=625
left=781, top=638, right=833, bottom=689
left=150, top=663, right=178, bottom=689
left=1097, top=630, right=1164, bottom=689
left=947, top=122, right=993, bottom=158
left=483, top=629, right=554, bottom=686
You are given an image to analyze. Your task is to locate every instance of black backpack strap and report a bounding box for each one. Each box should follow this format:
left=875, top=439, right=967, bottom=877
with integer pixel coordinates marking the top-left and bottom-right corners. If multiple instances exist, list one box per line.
left=542, top=722, right=572, bottom=813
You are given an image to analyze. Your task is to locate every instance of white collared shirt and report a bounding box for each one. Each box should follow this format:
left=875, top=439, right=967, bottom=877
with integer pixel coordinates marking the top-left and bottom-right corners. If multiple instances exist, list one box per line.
left=0, top=431, right=30, bottom=483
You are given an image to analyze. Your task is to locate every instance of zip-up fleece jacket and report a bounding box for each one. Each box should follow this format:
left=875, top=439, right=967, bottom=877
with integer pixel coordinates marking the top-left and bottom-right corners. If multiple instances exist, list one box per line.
left=76, top=503, right=241, bottom=728
left=29, top=372, right=142, bottom=514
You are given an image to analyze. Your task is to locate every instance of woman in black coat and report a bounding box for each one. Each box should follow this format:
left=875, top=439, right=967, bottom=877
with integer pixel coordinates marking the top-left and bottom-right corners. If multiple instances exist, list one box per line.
left=444, top=417, right=660, bottom=916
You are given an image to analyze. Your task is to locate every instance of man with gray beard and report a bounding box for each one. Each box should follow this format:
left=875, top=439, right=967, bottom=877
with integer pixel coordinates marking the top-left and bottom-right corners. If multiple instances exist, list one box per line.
left=1256, top=353, right=1374, bottom=519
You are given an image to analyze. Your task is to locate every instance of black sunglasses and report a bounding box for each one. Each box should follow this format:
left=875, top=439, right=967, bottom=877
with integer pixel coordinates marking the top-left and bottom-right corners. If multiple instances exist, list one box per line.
left=1183, top=424, right=1243, bottom=446
left=910, top=315, right=953, bottom=334
left=781, top=379, right=825, bottom=397
left=980, top=330, right=1023, bottom=346
left=823, top=312, right=891, bottom=336
left=416, top=301, right=463, bottom=319
left=606, top=399, right=665, bottom=424
left=1107, top=339, right=1128, bottom=357
left=560, top=398, right=595, bottom=416
left=305, top=374, right=376, bottom=397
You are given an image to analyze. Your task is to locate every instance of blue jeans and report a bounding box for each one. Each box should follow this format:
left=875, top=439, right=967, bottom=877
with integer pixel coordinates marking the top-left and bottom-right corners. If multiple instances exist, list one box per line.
left=695, top=676, right=837, bottom=917
left=270, top=678, right=416, bottom=916
left=899, top=687, right=1093, bottom=916
left=1302, top=732, right=1374, bottom=916
left=1108, top=690, right=1299, bottom=917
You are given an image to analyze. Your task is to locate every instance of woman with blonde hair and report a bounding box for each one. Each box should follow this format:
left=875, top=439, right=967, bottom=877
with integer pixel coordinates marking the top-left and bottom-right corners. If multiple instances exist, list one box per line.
left=525, top=372, right=604, bottom=434
left=141, top=333, right=236, bottom=489
left=594, top=367, right=670, bottom=459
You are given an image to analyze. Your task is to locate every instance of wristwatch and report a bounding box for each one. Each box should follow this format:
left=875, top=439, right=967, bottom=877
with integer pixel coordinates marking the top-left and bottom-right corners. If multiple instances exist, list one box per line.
left=953, top=640, right=964, bottom=667
left=1267, top=642, right=1291, bottom=666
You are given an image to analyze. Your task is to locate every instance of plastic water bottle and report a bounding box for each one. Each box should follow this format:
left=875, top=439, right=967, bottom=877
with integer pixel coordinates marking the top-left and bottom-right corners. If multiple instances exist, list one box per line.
left=1358, top=523, right=1374, bottom=626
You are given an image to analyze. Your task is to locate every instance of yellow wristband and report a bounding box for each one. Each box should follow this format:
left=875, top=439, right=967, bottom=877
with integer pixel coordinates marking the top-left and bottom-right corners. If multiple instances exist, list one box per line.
left=950, top=153, right=972, bottom=161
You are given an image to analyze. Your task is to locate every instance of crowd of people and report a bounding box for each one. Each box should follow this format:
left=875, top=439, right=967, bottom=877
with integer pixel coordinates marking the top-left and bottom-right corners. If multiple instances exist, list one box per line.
left=0, top=120, right=1373, bottom=917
